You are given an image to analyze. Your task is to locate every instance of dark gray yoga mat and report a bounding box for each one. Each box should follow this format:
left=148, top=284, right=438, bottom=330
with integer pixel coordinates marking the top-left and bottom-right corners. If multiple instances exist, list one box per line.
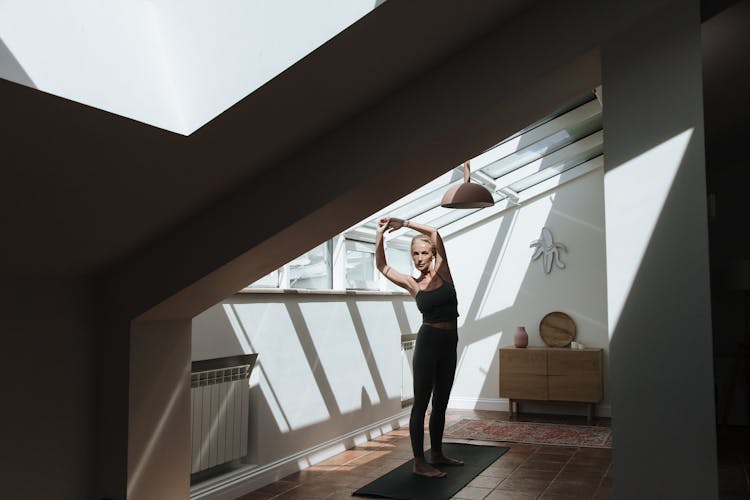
left=352, top=443, right=509, bottom=499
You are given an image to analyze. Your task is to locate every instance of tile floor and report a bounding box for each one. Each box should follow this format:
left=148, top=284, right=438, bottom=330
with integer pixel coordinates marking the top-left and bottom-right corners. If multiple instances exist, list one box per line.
left=236, top=409, right=613, bottom=500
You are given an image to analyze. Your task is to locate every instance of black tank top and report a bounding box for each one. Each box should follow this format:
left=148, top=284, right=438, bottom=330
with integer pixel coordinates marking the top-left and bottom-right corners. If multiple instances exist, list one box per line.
left=415, top=280, right=459, bottom=323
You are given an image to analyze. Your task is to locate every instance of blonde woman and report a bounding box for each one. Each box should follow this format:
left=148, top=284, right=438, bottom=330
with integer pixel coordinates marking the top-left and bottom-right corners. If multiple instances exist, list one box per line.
left=376, top=217, right=463, bottom=478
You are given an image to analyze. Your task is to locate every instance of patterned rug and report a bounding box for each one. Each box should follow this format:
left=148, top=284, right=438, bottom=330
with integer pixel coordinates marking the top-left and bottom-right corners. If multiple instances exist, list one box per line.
left=445, top=418, right=613, bottom=449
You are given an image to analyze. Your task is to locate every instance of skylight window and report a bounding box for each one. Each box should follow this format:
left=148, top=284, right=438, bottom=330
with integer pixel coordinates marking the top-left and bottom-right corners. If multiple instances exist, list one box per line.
left=0, top=1, right=380, bottom=133
left=246, top=90, right=604, bottom=291
left=352, top=91, right=604, bottom=244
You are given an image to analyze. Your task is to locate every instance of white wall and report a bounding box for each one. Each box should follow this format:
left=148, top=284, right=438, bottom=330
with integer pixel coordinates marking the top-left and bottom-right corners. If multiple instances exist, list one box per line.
left=192, top=292, right=419, bottom=495
left=446, top=168, right=609, bottom=414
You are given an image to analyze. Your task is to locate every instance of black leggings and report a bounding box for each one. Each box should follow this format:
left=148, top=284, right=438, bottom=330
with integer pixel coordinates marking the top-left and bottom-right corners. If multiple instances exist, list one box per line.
left=410, top=324, right=458, bottom=459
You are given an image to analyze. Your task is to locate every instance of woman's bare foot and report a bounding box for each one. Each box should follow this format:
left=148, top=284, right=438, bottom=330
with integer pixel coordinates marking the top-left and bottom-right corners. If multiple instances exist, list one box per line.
left=427, top=451, right=464, bottom=466
left=413, top=457, right=447, bottom=477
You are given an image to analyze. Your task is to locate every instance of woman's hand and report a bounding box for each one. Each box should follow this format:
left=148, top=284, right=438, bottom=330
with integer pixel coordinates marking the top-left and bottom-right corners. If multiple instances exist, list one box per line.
left=378, top=217, right=406, bottom=233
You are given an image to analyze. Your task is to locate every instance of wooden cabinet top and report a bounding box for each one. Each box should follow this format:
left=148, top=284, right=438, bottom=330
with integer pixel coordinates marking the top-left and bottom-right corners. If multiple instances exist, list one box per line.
left=500, top=346, right=602, bottom=352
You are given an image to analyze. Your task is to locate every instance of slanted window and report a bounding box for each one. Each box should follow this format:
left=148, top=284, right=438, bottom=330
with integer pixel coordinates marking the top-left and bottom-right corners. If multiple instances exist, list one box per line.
left=244, top=90, right=604, bottom=293
left=345, top=240, right=377, bottom=290
left=384, top=245, right=412, bottom=292
left=289, top=241, right=332, bottom=290
left=247, top=269, right=280, bottom=288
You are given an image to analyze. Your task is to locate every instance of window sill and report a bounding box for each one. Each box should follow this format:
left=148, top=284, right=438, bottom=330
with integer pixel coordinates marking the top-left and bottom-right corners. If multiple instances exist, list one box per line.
left=237, top=288, right=410, bottom=297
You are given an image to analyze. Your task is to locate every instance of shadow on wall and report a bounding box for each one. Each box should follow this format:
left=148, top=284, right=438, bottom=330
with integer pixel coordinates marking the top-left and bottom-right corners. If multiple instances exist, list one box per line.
left=0, top=37, right=35, bottom=88
left=192, top=293, right=419, bottom=468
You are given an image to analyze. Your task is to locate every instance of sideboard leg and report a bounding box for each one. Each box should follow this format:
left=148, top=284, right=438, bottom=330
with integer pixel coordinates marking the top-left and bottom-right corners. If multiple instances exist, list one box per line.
left=586, top=403, right=594, bottom=424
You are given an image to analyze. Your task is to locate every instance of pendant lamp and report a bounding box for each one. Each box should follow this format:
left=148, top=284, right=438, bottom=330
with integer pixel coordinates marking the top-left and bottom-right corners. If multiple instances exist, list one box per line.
left=440, top=161, right=494, bottom=209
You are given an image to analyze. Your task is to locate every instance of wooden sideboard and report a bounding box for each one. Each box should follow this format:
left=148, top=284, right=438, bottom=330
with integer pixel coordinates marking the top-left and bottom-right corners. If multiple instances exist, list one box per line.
left=499, top=346, right=603, bottom=423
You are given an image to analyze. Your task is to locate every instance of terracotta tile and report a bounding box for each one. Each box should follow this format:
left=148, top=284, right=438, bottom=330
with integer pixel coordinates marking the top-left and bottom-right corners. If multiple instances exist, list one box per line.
left=536, top=446, right=577, bottom=456
left=483, top=491, right=537, bottom=500
left=479, top=465, right=512, bottom=478
left=567, top=457, right=610, bottom=469
left=503, top=444, right=539, bottom=455
left=560, top=464, right=608, bottom=476
left=496, top=477, right=550, bottom=495
left=317, top=449, right=371, bottom=466
left=467, top=474, right=504, bottom=489
left=539, top=493, right=588, bottom=500
left=282, top=468, right=338, bottom=485
left=247, top=479, right=298, bottom=496
left=357, top=465, right=401, bottom=479
left=453, top=485, right=493, bottom=499
left=518, top=460, right=565, bottom=472
left=528, top=456, right=570, bottom=466
left=495, top=454, right=527, bottom=465
left=510, top=467, right=560, bottom=481
left=347, top=450, right=392, bottom=465
left=272, top=481, right=338, bottom=499
left=234, top=491, right=275, bottom=500
left=542, top=479, right=599, bottom=497
left=324, top=487, right=358, bottom=499
left=574, top=448, right=611, bottom=458
left=312, top=472, right=364, bottom=488
left=230, top=411, right=620, bottom=500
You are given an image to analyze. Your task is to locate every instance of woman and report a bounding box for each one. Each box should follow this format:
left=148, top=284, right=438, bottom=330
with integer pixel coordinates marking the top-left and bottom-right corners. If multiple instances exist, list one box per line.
left=376, top=216, right=464, bottom=478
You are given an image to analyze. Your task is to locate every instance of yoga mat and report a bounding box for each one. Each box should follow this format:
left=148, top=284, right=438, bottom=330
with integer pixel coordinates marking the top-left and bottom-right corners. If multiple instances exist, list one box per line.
left=352, top=443, right=509, bottom=499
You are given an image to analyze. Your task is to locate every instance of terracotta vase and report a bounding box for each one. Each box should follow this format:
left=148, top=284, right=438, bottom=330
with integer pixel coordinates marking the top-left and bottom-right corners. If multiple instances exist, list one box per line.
left=514, top=326, right=529, bottom=348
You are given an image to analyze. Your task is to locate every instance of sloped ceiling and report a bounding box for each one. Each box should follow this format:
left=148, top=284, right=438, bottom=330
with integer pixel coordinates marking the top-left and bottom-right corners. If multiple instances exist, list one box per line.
left=0, top=0, right=529, bottom=277
left=1, top=0, right=743, bottom=284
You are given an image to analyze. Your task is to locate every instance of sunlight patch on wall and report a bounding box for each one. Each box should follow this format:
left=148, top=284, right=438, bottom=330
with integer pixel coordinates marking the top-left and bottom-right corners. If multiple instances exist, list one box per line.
left=128, top=362, right=188, bottom=498
left=355, top=300, right=405, bottom=400
left=460, top=197, right=556, bottom=321
left=223, top=303, right=253, bottom=354
left=453, top=332, right=501, bottom=398
left=300, top=301, right=382, bottom=413
left=605, top=129, right=693, bottom=334
left=230, top=303, right=331, bottom=430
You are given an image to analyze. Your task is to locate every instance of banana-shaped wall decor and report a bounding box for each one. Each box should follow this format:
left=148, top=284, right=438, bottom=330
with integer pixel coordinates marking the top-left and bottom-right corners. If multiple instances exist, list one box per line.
left=530, top=227, right=567, bottom=274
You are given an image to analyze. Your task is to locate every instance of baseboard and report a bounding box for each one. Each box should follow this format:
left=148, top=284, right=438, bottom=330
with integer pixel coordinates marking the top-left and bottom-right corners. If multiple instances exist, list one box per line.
left=448, top=396, right=612, bottom=418
left=190, top=409, right=411, bottom=500
left=448, top=396, right=509, bottom=412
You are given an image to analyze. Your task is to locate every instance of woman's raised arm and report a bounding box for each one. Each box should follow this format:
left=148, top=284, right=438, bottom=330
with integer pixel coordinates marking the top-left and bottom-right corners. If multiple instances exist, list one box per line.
left=376, top=218, right=418, bottom=295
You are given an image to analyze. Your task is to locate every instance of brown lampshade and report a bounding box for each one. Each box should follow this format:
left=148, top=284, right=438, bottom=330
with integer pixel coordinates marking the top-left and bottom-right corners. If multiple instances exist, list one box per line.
left=440, top=161, right=494, bottom=209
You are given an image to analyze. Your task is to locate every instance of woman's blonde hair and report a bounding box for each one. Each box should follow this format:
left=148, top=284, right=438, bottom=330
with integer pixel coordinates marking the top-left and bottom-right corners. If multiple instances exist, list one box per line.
left=411, top=234, right=436, bottom=256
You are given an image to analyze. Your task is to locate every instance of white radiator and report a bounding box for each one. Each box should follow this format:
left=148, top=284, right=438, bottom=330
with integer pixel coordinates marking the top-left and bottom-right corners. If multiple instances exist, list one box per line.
left=190, top=355, right=257, bottom=474
left=401, top=334, right=416, bottom=407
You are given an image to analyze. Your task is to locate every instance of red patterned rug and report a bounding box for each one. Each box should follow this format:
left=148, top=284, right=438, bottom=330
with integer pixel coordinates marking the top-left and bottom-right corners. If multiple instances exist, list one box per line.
left=445, top=418, right=612, bottom=448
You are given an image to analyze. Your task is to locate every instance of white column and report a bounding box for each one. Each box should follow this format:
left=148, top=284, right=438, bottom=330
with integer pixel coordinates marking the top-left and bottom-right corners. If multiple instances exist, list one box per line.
left=603, top=1, right=718, bottom=498
left=128, top=320, right=192, bottom=500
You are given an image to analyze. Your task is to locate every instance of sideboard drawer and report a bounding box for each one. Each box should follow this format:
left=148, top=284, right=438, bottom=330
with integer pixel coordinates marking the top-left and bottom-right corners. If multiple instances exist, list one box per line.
left=499, top=348, right=546, bottom=375
left=548, top=349, right=601, bottom=375
left=548, top=374, right=602, bottom=402
left=500, top=373, right=548, bottom=400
